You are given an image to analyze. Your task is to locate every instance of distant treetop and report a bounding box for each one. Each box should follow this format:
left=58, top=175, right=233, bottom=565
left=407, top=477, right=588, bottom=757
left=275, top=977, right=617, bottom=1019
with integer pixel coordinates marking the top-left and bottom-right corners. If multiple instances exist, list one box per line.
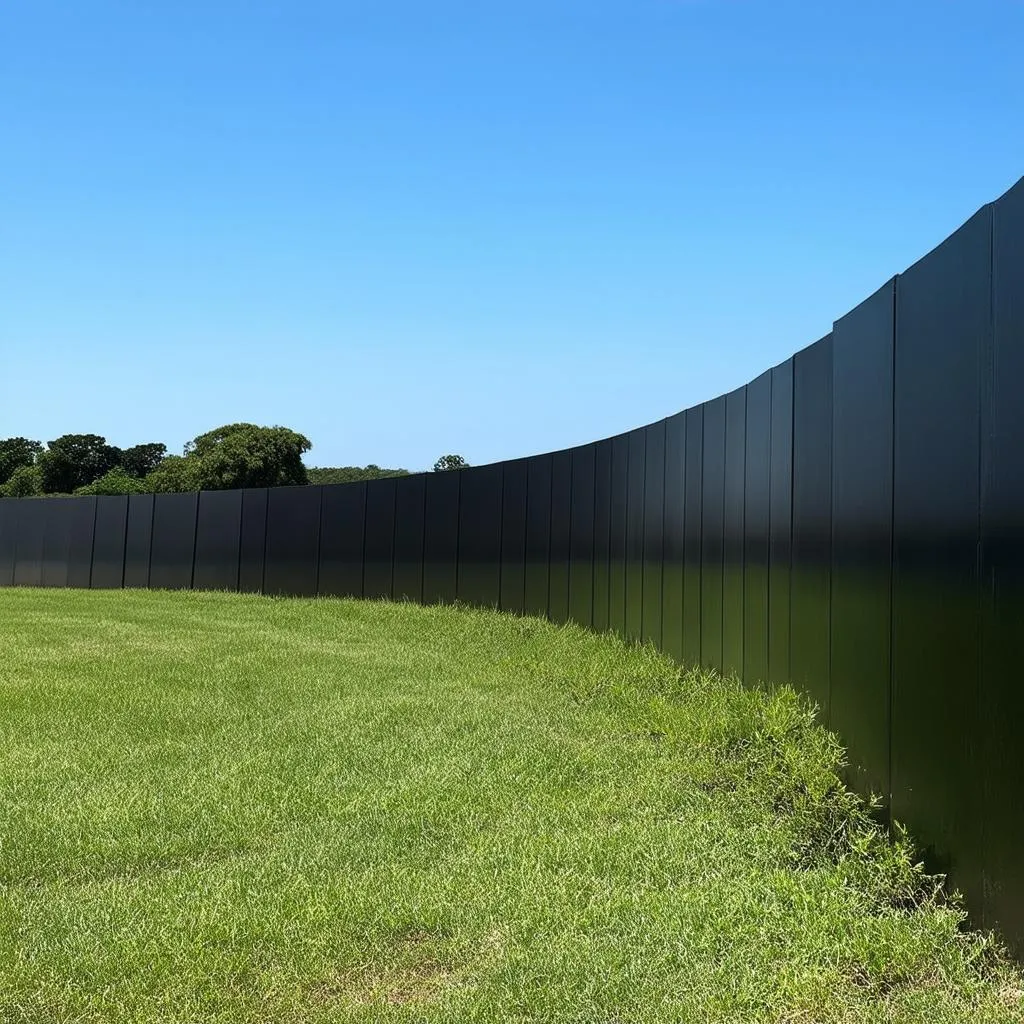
left=433, top=454, right=469, bottom=472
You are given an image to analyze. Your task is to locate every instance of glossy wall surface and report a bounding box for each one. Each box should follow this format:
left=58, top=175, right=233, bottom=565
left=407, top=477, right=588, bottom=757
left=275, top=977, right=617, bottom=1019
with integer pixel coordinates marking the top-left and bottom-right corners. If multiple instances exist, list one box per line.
left=2, top=177, right=1023, bottom=954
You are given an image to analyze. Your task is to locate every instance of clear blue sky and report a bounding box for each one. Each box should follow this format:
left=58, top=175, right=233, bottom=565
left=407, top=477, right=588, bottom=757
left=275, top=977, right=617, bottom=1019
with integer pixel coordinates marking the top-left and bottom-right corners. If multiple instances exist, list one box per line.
left=3, top=1, right=1022, bottom=471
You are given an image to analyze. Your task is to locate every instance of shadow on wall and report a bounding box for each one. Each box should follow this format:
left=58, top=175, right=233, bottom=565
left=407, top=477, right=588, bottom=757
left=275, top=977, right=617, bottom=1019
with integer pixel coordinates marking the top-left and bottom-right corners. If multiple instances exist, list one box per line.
left=2, top=176, right=1024, bottom=957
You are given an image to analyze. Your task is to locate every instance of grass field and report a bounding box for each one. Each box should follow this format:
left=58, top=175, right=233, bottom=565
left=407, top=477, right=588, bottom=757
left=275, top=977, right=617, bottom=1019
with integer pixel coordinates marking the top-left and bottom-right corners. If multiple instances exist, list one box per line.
left=0, top=589, right=1020, bottom=1023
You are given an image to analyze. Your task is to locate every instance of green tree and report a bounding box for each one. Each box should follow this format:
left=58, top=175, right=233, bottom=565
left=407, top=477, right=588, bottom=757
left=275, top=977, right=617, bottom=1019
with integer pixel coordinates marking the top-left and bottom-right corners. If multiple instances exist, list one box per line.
left=182, top=423, right=311, bottom=490
left=75, top=467, right=147, bottom=496
left=39, top=434, right=122, bottom=494
left=120, top=443, right=167, bottom=479
left=307, top=465, right=411, bottom=485
left=0, top=437, right=43, bottom=485
left=433, top=454, right=469, bottom=472
left=0, top=464, right=43, bottom=497
left=144, top=455, right=198, bottom=494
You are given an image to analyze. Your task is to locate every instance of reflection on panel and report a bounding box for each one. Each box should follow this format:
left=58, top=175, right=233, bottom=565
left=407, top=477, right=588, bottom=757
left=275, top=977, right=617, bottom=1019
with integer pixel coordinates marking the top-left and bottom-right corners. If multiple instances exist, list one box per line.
left=791, top=336, right=833, bottom=718
left=722, top=387, right=746, bottom=677
left=423, top=470, right=459, bottom=604
left=984, top=179, right=1024, bottom=948
left=41, top=499, right=74, bottom=588
left=320, top=483, right=366, bottom=598
left=92, top=495, right=129, bottom=589
left=499, top=460, right=528, bottom=614
left=239, top=488, right=269, bottom=593
left=701, top=397, right=726, bottom=672
left=743, top=371, right=771, bottom=685
left=0, top=502, right=17, bottom=585
left=194, top=490, right=243, bottom=592
left=592, top=440, right=612, bottom=632
left=13, top=499, right=45, bottom=588
left=568, top=444, right=596, bottom=627
left=768, top=359, right=793, bottom=685
left=642, top=421, right=665, bottom=647
left=393, top=475, right=425, bottom=603
left=892, top=208, right=990, bottom=915
left=831, top=282, right=894, bottom=801
left=624, top=428, right=646, bottom=642
left=662, top=413, right=686, bottom=661
left=548, top=450, right=572, bottom=624
left=682, top=406, right=703, bottom=663
left=263, top=486, right=320, bottom=597
left=123, top=493, right=155, bottom=588
left=150, top=492, right=199, bottom=591
left=608, top=434, right=629, bottom=637
left=524, top=455, right=552, bottom=618
left=458, top=464, right=502, bottom=608
left=67, top=497, right=97, bottom=588
left=363, top=478, right=397, bottom=600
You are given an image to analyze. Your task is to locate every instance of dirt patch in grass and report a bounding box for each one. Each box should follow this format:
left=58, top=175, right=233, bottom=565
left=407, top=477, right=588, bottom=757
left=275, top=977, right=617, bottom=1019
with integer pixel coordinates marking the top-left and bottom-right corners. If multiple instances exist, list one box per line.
left=308, top=931, right=459, bottom=1009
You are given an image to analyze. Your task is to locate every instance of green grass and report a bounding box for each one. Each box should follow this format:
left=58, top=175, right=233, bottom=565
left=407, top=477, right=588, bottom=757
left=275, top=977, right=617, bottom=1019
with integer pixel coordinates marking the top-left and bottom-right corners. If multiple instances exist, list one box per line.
left=0, top=589, right=1020, bottom=1023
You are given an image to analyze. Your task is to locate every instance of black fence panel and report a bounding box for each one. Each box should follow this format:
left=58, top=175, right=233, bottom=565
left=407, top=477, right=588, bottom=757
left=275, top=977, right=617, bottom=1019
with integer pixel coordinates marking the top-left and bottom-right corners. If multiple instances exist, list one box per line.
left=40, top=498, right=74, bottom=588
left=458, top=464, right=503, bottom=608
left=91, top=495, right=129, bottom=589
left=642, top=421, right=665, bottom=647
left=608, top=434, right=629, bottom=637
left=319, top=482, right=366, bottom=599
left=150, top=492, right=199, bottom=591
left=592, top=440, right=612, bottom=632
left=193, top=490, right=243, bottom=592
left=393, top=475, right=425, bottom=603
left=0, top=502, right=17, bottom=585
left=524, top=454, right=552, bottom=618
left=662, top=413, right=686, bottom=662
left=548, top=450, right=572, bottom=624
left=499, top=460, right=527, bottom=614
left=768, top=358, right=794, bottom=685
left=701, top=397, right=726, bottom=672
left=984, top=179, right=1024, bottom=949
left=123, top=494, right=155, bottom=589
left=682, top=406, right=703, bottom=663
left=791, top=336, right=833, bottom=720
left=423, top=470, right=459, bottom=605
left=624, top=428, right=646, bottom=642
left=239, top=488, right=269, bottom=593
left=568, top=444, right=596, bottom=627
left=67, top=497, right=97, bottom=588
left=263, top=486, right=320, bottom=597
left=830, top=281, right=895, bottom=801
left=363, top=478, right=397, bottom=600
left=723, top=387, right=746, bottom=677
left=892, top=207, right=991, bottom=914
left=743, top=371, right=771, bottom=685
left=13, top=500, right=45, bottom=588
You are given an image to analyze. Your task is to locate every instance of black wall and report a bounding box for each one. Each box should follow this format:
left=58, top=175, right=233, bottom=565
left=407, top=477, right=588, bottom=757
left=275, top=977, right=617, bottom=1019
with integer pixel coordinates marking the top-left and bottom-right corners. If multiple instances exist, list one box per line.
left=2, top=177, right=1023, bottom=954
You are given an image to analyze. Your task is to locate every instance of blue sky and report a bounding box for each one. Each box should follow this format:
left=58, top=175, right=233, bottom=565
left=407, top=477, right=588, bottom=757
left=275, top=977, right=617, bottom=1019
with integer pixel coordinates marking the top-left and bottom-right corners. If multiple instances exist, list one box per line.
left=3, top=1, right=1022, bottom=471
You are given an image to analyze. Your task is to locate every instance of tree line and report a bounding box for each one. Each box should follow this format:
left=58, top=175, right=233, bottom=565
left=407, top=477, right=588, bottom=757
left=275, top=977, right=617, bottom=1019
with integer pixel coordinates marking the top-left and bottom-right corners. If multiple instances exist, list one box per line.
left=0, top=425, right=469, bottom=498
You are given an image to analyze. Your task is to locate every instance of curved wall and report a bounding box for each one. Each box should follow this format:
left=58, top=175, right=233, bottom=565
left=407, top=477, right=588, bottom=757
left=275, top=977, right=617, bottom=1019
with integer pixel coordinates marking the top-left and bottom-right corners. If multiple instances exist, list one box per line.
left=2, top=176, right=1023, bottom=953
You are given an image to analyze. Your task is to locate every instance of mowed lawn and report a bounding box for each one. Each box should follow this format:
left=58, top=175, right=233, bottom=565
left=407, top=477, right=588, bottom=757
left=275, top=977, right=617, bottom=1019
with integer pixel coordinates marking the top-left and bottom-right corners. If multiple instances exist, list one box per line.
left=0, top=590, right=1020, bottom=1023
